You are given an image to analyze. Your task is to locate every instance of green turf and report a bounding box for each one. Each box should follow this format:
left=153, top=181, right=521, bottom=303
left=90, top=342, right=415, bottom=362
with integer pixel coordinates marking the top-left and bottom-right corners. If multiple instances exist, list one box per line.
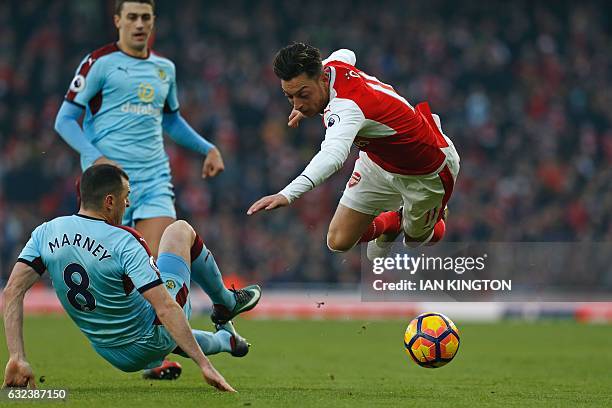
left=1, top=316, right=611, bottom=407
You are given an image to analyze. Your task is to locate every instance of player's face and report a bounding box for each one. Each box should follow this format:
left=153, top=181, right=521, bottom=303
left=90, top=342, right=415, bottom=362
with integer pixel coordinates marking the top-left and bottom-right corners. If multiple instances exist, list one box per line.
left=114, top=2, right=155, bottom=52
left=281, top=73, right=329, bottom=117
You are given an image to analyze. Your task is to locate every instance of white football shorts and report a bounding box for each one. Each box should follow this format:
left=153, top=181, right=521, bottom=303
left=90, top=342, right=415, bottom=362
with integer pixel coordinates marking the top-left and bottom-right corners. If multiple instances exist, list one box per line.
left=339, top=135, right=460, bottom=238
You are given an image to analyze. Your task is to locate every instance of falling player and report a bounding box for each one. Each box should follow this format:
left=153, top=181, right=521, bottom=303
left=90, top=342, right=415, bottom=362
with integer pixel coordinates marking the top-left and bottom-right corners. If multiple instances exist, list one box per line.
left=54, top=0, right=224, bottom=257
left=248, top=43, right=460, bottom=259
left=2, top=165, right=261, bottom=391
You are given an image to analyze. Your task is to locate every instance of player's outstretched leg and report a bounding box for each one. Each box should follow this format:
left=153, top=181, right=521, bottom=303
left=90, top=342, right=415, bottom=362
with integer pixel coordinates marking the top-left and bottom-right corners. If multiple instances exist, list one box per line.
left=170, top=324, right=249, bottom=359
left=215, top=321, right=250, bottom=357
left=142, top=322, right=250, bottom=379
left=188, top=227, right=261, bottom=324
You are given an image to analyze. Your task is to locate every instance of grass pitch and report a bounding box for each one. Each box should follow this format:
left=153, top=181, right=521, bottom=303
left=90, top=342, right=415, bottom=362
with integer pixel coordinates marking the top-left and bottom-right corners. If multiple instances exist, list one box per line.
left=1, top=315, right=611, bottom=407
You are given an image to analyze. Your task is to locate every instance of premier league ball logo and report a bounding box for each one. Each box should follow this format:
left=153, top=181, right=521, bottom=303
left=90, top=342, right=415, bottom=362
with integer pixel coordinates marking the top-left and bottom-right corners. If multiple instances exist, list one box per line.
left=69, top=75, right=86, bottom=93
left=327, top=114, right=340, bottom=128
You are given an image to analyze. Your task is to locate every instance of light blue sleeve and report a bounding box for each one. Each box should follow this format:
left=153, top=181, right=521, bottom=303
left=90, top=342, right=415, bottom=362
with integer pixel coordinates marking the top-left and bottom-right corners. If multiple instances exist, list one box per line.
left=54, top=101, right=103, bottom=167
left=162, top=111, right=215, bottom=155
left=163, top=66, right=180, bottom=113
left=118, top=234, right=163, bottom=293
left=65, top=55, right=105, bottom=108
left=17, top=224, right=47, bottom=275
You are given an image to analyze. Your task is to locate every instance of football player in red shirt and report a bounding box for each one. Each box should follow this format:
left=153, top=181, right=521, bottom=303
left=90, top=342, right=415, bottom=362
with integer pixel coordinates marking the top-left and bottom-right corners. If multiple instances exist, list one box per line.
left=248, top=43, right=460, bottom=260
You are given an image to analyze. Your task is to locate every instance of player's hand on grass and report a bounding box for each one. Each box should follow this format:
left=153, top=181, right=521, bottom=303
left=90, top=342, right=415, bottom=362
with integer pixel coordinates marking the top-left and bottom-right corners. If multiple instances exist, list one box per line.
left=247, top=194, right=290, bottom=215
left=202, top=147, right=225, bottom=179
left=93, top=156, right=121, bottom=168
left=201, top=362, right=235, bottom=392
left=288, top=109, right=305, bottom=128
left=2, top=358, right=36, bottom=389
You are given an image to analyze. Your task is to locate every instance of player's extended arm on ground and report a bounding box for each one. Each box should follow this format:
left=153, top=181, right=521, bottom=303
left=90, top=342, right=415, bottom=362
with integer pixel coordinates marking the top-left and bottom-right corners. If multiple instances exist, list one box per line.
left=2, top=262, right=41, bottom=388
left=141, top=285, right=235, bottom=392
left=54, top=101, right=104, bottom=167
left=162, top=112, right=225, bottom=178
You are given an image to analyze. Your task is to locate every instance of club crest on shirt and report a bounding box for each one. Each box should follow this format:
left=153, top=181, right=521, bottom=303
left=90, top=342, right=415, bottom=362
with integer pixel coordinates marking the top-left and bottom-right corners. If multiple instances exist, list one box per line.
left=69, top=75, right=86, bottom=93
left=157, top=67, right=167, bottom=81
left=327, top=114, right=340, bottom=128
left=165, top=279, right=176, bottom=290
left=348, top=171, right=361, bottom=188
left=137, top=83, right=155, bottom=103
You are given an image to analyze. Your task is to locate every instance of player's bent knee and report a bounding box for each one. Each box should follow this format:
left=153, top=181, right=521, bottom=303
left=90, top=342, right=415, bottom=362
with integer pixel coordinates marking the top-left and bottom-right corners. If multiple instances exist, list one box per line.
left=164, top=220, right=194, bottom=240
left=159, top=220, right=195, bottom=259
left=326, top=231, right=356, bottom=253
left=172, top=219, right=193, bottom=232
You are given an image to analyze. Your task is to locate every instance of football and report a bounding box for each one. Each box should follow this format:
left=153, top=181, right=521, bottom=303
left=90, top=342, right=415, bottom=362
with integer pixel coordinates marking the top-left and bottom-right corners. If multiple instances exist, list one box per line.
left=404, top=313, right=460, bottom=368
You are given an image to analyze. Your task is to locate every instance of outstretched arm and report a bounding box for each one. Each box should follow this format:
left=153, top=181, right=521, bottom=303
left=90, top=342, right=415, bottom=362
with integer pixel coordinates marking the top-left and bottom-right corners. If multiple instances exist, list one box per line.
left=162, top=112, right=225, bottom=178
left=248, top=98, right=365, bottom=215
left=3, top=262, right=41, bottom=388
left=141, top=285, right=235, bottom=392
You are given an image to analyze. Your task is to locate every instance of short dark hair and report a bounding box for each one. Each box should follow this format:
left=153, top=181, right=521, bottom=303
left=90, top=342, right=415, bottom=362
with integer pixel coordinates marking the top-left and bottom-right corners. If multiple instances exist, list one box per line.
left=80, top=165, right=129, bottom=210
left=115, top=0, right=155, bottom=15
left=273, top=43, right=323, bottom=81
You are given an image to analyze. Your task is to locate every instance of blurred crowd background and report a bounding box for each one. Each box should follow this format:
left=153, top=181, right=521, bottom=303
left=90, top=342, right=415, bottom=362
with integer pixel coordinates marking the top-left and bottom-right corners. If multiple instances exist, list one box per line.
left=0, top=0, right=610, bottom=285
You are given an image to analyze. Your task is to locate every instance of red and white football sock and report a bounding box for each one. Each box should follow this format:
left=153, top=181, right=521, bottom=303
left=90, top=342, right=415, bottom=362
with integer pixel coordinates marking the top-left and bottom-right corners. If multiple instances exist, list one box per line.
left=359, top=210, right=402, bottom=243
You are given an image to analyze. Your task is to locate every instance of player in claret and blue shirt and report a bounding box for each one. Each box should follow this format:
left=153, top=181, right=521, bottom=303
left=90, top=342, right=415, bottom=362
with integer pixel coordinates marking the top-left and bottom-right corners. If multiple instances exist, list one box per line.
left=54, top=0, right=223, bottom=257
left=2, top=165, right=261, bottom=391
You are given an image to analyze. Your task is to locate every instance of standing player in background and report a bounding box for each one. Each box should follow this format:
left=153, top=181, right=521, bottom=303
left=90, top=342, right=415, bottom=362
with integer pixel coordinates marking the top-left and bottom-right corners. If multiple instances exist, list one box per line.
left=2, top=165, right=261, bottom=391
left=248, top=43, right=460, bottom=260
left=54, top=0, right=224, bottom=257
